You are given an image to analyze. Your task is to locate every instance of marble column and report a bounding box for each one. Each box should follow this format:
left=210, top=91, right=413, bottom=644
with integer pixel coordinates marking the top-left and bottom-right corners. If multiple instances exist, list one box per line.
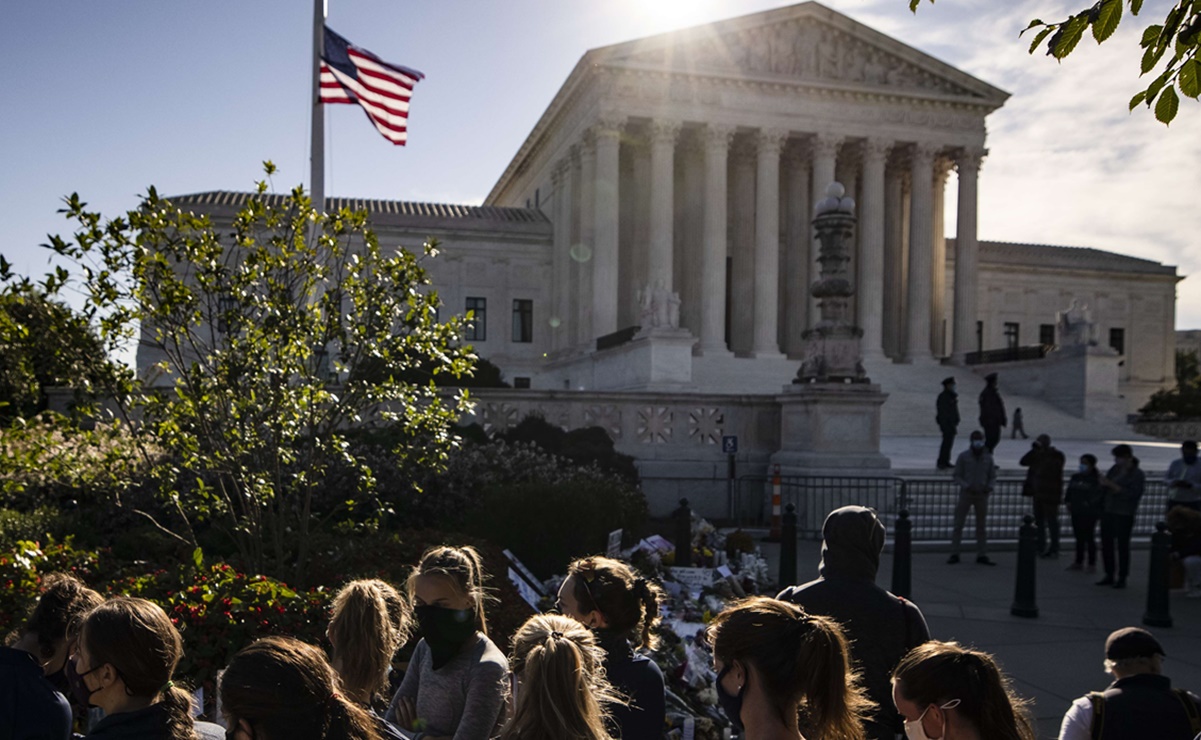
left=952, top=147, right=984, bottom=359
left=752, top=128, right=787, bottom=358
left=648, top=120, right=681, bottom=293
left=810, top=133, right=841, bottom=319
left=882, top=162, right=905, bottom=359
left=576, top=136, right=596, bottom=347
left=699, top=124, right=734, bottom=356
left=551, top=157, right=572, bottom=351
left=931, top=155, right=952, bottom=357
left=782, top=143, right=811, bottom=357
left=858, top=138, right=889, bottom=358
left=836, top=142, right=860, bottom=322
left=677, top=133, right=705, bottom=337
left=905, top=143, right=938, bottom=363
left=730, top=138, right=756, bottom=356
left=592, top=116, right=624, bottom=338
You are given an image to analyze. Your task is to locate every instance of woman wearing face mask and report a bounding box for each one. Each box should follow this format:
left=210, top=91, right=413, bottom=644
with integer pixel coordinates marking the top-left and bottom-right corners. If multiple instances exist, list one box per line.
left=706, top=596, right=873, bottom=740
left=557, top=556, right=666, bottom=740
left=72, top=597, right=223, bottom=739
left=385, top=545, right=508, bottom=740
left=221, top=635, right=382, bottom=740
left=500, top=614, right=621, bottom=740
left=328, top=579, right=412, bottom=739
left=892, top=641, right=1035, bottom=740
left=1064, top=454, right=1104, bottom=573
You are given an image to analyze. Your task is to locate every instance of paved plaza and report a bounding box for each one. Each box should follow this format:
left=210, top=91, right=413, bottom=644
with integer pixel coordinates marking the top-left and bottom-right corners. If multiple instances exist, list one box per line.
left=883, top=434, right=1184, bottom=475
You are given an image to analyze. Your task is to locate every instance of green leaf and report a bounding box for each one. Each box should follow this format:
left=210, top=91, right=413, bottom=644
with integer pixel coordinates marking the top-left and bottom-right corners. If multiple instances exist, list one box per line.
left=1180, top=58, right=1201, bottom=98
left=1022, top=18, right=1045, bottom=33
left=1142, top=24, right=1164, bottom=47
left=1155, top=85, right=1180, bottom=123
left=1029, top=27, right=1054, bottom=54
left=1129, top=89, right=1148, bottom=110
left=1054, top=14, right=1089, bottom=59
left=1141, top=44, right=1161, bottom=74
left=1130, top=0, right=1143, bottom=14
left=192, top=546, right=204, bottom=568
left=1092, top=0, right=1122, bottom=43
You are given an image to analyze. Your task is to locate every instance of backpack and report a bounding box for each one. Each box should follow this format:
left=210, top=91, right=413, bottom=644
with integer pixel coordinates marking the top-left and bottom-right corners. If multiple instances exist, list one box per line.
left=1088, top=688, right=1201, bottom=739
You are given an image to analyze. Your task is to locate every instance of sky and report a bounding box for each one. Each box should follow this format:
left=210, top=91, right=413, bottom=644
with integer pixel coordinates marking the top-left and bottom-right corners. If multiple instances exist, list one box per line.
left=3, top=0, right=1200, bottom=333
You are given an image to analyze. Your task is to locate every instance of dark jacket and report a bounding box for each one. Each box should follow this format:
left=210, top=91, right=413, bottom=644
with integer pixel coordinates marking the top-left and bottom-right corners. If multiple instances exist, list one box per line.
left=1091, top=673, right=1201, bottom=740
left=1104, top=459, right=1146, bottom=517
left=595, top=630, right=665, bottom=740
left=954, top=448, right=996, bottom=494
left=84, top=703, right=224, bottom=740
left=1065, top=470, right=1105, bottom=515
left=936, top=389, right=960, bottom=430
left=979, top=384, right=1007, bottom=428
left=0, top=646, right=72, bottom=740
left=777, top=507, right=930, bottom=738
left=1020, top=444, right=1066, bottom=503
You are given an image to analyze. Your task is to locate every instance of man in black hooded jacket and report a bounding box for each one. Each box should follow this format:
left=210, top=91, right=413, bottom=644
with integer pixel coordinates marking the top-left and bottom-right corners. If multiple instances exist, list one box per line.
left=777, top=506, right=930, bottom=740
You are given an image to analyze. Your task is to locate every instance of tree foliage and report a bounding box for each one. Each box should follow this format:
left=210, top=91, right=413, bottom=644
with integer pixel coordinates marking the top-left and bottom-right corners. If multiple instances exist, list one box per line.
left=1141, top=349, right=1201, bottom=417
left=0, top=163, right=476, bottom=582
left=909, top=0, right=1201, bottom=124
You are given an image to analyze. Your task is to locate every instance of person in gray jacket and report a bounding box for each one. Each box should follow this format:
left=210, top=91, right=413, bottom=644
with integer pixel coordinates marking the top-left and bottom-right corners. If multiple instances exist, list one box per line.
left=1097, top=444, right=1146, bottom=589
left=948, top=430, right=997, bottom=565
left=1164, top=439, right=1201, bottom=513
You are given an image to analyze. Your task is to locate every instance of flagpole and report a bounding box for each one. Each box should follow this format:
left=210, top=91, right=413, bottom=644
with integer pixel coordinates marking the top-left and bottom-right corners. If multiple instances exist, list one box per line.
left=310, top=0, right=326, bottom=212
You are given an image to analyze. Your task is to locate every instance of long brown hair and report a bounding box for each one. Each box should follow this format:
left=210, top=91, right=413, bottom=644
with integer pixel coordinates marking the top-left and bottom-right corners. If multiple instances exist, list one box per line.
left=78, top=597, right=197, bottom=740
left=19, top=572, right=103, bottom=661
left=566, top=556, right=664, bottom=650
left=407, top=545, right=490, bottom=634
left=328, top=579, right=411, bottom=705
left=707, top=597, right=873, bottom=740
left=892, top=641, right=1036, bottom=740
left=220, top=636, right=382, bottom=740
left=500, top=614, right=620, bottom=740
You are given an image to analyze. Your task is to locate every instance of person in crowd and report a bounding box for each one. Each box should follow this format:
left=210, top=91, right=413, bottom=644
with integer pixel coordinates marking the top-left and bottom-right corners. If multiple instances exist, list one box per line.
left=1096, top=444, right=1146, bottom=589
left=500, top=613, right=620, bottom=740
left=948, top=431, right=997, bottom=566
left=892, top=641, right=1037, bottom=740
left=73, top=597, right=222, bottom=739
left=707, top=596, right=873, bottom=740
left=1011, top=407, right=1028, bottom=440
left=1057, top=627, right=1201, bottom=740
left=328, top=579, right=412, bottom=738
left=978, top=373, right=1007, bottom=453
left=778, top=506, right=930, bottom=740
left=1164, top=439, right=1201, bottom=513
left=557, top=556, right=666, bottom=740
left=1166, top=505, right=1201, bottom=597
left=221, top=635, right=382, bottom=740
left=386, top=545, right=508, bottom=740
left=936, top=377, right=960, bottom=471
left=1, top=572, right=103, bottom=739
left=1064, top=454, right=1105, bottom=573
left=1020, top=434, right=1066, bottom=558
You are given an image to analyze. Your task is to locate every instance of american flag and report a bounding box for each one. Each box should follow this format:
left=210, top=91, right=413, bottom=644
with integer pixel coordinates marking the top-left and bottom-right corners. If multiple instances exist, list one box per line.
left=319, top=26, right=424, bottom=145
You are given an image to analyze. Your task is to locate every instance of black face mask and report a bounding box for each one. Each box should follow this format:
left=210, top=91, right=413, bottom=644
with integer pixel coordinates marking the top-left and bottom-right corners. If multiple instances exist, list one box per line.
left=715, top=665, right=745, bottom=733
left=44, top=664, right=69, bottom=696
left=1184, top=453, right=1198, bottom=465
left=415, top=605, right=477, bottom=670
left=66, top=658, right=102, bottom=708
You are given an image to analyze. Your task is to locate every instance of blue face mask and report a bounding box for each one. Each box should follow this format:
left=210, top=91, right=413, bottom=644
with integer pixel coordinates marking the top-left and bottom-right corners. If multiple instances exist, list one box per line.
left=1079, top=464, right=1090, bottom=473
left=715, top=665, right=745, bottom=733
left=971, top=440, right=984, bottom=450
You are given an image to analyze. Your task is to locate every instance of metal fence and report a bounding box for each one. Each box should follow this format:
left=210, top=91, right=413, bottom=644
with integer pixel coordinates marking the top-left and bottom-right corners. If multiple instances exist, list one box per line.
left=732, top=475, right=1171, bottom=542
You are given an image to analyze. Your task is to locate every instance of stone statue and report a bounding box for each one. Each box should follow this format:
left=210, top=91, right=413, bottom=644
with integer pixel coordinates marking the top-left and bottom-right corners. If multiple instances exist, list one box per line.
left=667, top=289, right=681, bottom=329
left=638, top=285, right=654, bottom=327
left=1057, top=299, right=1096, bottom=346
left=637, top=280, right=682, bottom=330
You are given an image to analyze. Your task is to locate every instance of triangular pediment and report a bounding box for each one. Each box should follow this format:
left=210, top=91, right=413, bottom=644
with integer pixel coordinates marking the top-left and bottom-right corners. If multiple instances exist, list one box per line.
left=590, top=2, right=1008, bottom=104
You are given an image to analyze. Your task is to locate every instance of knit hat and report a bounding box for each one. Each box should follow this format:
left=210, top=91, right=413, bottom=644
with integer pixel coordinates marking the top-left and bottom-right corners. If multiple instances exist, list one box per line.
left=1105, top=627, right=1165, bottom=660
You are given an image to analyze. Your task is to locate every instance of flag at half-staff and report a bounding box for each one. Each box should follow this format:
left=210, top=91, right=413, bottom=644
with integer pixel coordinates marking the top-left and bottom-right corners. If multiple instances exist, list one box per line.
left=319, top=26, right=424, bottom=145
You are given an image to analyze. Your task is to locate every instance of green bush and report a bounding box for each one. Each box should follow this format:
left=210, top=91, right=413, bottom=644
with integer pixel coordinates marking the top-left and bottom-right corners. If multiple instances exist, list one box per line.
left=0, top=538, right=104, bottom=638
left=0, top=508, right=75, bottom=552
left=463, top=478, right=648, bottom=579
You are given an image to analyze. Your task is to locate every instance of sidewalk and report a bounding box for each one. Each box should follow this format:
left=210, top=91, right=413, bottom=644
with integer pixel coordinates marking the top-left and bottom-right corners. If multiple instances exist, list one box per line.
left=767, top=539, right=1201, bottom=739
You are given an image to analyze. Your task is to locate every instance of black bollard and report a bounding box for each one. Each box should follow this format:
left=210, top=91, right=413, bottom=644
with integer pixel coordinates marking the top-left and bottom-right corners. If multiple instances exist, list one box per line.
left=674, top=498, right=693, bottom=568
left=779, top=503, right=798, bottom=588
left=1011, top=514, right=1039, bottom=618
left=891, top=510, right=913, bottom=599
left=1143, top=521, right=1173, bottom=628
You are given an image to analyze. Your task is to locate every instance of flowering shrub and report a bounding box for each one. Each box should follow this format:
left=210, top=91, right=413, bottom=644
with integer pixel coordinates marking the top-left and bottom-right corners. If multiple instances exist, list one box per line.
left=0, top=537, right=104, bottom=636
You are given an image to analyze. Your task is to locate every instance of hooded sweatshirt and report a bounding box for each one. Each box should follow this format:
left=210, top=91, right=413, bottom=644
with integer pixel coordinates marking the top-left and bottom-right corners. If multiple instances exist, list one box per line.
left=777, top=506, right=930, bottom=738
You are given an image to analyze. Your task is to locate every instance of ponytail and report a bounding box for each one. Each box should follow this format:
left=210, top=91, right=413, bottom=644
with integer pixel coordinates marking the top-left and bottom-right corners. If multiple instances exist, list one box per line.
left=328, top=579, right=411, bottom=704
left=794, top=614, right=872, bottom=740
left=566, top=557, right=665, bottom=651
left=161, top=685, right=200, bottom=740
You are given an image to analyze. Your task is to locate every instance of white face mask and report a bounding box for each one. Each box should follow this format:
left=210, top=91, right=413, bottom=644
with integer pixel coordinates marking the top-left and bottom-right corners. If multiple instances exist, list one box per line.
left=904, top=699, right=961, bottom=740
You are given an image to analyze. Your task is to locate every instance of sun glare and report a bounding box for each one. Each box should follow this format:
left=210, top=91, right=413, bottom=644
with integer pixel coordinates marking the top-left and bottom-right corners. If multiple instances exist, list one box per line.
left=629, top=0, right=723, bottom=35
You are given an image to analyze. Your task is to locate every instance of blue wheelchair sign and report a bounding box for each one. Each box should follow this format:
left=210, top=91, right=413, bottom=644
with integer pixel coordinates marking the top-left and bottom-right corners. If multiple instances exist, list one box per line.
left=721, top=435, right=738, bottom=454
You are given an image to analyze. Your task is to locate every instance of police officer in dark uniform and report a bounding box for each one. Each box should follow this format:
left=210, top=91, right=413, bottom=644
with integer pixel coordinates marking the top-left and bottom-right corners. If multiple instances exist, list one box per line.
left=936, top=377, right=959, bottom=470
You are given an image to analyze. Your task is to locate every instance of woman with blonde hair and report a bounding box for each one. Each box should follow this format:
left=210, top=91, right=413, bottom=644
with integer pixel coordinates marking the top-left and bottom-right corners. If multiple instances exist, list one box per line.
left=386, top=545, right=508, bottom=740
left=707, top=596, right=873, bottom=740
left=327, top=579, right=411, bottom=737
left=558, top=556, right=666, bottom=739
left=501, top=614, right=620, bottom=740
left=892, top=641, right=1036, bottom=740
left=221, top=635, right=381, bottom=740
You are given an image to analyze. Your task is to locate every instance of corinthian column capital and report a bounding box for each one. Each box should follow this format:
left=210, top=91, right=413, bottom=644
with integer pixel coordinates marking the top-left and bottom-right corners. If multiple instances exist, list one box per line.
left=812, top=133, right=843, bottom=160
left=593, top=114, right=627, bottom=141
left=956, top=146, right=987, bottom=172
left=649, top=119, right=682, bottom=146
left=862, top=137, right=892, bottom=164
left=704, top=123, right=737, bottom=149
left=910, top=141, right=941, bottom=166
left=756, top=128, right=789, bottom=156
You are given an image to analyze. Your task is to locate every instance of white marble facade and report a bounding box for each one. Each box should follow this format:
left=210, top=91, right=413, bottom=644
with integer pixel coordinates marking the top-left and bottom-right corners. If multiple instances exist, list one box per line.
left=486, top=3, right=1007, bottom=367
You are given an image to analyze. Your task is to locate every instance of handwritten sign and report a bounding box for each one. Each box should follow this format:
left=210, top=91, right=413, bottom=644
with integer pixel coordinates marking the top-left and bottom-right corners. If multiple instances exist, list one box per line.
left=606, top=528, right=623, bottom=557
left=641, top=534, right=675, bottom=553
left=716, top=565, right=733, bottom=579
left=509, top=568, right=543, bottom=611
left=671, top=566, right=714, bottom=593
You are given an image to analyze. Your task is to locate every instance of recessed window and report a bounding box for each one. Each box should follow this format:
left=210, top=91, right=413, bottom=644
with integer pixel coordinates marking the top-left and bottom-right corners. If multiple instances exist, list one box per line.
left=465, top=297, right=486, bottom=341
left=1003, top=322, right=1020, bottom=350
left=1039, top=323, right=1055, bottom=347
left=1109, top=327, right=1125, bottom=355
left=512, top=299, right=533, bottom=343
left=514, top=377, right=531, bottom=389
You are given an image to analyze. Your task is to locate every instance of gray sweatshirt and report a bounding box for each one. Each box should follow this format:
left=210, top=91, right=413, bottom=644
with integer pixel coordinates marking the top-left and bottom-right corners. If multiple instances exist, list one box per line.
left=385, top=634, right=509, bottom=740
left=953, top=448, right=996, bottom=493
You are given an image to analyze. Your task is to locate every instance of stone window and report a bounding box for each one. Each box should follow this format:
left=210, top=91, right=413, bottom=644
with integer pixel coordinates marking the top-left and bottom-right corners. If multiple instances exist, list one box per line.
left=512, top=299, right=533, bottom=343
left=1039, top=323, right=1056, bottom=347
left=1004, top=322, right=1020, bottom=350
left=513, top=376, right=531, bottom=389
left=465, top=297, right=486, bottom=341
left=1110, top=327, right=1126, bottom=355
